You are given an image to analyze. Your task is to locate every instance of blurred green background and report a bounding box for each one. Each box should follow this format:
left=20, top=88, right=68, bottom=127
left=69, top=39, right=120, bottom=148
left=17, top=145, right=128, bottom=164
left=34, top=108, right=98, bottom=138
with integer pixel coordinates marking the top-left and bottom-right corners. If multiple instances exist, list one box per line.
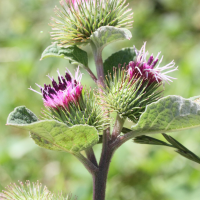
left=1, top=0, right=200, bottom=199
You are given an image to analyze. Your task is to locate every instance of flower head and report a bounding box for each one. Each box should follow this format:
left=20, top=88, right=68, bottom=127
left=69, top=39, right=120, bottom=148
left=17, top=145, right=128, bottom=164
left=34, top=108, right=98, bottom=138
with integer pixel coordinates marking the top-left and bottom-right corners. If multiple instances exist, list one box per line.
left=30, top=68, right=107, bottom=130
left=128, top=42, right=178, bottom=85
left=50, top=0, right=133, bottom=46
left=30, top=67, right=83, bottom=110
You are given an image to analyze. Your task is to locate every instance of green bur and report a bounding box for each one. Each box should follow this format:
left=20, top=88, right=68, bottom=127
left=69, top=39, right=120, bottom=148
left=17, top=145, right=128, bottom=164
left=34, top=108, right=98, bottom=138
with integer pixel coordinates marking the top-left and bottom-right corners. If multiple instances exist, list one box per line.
left=100, top=69, right=162, bottom=123
left=50, top=0, right=133, bottom=46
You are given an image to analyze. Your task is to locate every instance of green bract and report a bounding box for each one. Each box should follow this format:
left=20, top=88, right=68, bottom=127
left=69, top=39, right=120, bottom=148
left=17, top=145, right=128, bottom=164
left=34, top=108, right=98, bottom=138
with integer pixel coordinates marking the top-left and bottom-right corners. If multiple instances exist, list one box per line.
left=50, top=0, right=133, bottom=46
left=7, top=106, right=99, bottom=152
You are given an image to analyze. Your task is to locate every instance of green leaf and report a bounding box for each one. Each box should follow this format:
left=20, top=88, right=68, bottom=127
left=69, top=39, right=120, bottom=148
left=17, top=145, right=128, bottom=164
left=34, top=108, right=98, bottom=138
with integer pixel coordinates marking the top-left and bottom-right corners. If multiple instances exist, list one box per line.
left=122, top=127, right=132, bottom=134
left=7, top=106, right=99, bottom=152
left=6, top=106, right=59, bottom=151
left=103, top=47, right=137, bottom=76
left=7, top=106, right=38, bottom=125
left=90, top=26, right=132, bottom=50
left=40, top=43, right=88, bottom=67
left=175, top=149, right=200, bottom=164
left=162, top=133, right=187, bottom=151
left=189, top=95, right=200, bottom=104
left=131, top=95, right=200, bottom=135
left=133, top=133, right=200, bottom=164
left=134, top=135, right=172, bottom=147
left=162, top=134, right=200, bottom=164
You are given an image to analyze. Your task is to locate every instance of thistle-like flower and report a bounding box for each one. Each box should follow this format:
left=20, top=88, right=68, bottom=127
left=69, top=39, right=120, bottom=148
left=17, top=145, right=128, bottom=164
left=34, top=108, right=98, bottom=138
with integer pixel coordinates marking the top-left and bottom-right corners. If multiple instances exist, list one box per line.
left=0, top=180, right=76, bottom=200
left=30, top=67, right=107, bottom=131
left=100, top=43, right=178, bottom=123
left=50, top=0, right=133, bottom=46
left=30, top=67, right=83, bottom=109
left=128, top=42, right=178, bottom=85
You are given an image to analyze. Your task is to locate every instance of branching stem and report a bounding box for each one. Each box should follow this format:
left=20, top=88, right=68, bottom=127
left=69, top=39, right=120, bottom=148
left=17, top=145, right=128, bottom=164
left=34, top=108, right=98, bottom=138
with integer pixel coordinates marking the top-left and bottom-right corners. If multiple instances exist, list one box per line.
left=88, top=41, right=136, bottom=200
left=111, top=130, right=146, bottom=151
left=85, top=148, right=98, bottom=168
left=73, top=152, right=98, bottom=175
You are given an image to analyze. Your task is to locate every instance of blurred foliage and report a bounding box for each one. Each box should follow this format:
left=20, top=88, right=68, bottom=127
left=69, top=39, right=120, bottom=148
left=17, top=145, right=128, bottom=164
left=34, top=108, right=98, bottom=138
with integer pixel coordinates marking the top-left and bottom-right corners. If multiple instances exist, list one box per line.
left=1, top=0, right=200, bottom=199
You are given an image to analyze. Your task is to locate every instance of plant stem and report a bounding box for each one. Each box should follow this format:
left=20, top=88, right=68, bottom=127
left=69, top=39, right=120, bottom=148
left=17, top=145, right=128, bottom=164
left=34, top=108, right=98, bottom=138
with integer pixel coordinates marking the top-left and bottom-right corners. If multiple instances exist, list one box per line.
left=93, top=128, right=112, bottom=200
left=90, top=42, right=105, bottom=88
left=92, top=151, right=112, bottom=200
left=90, top=42, right=112, bottom=200
left=73, top=152, right=98, bottom=175
left=112, top=114, right=125, bottom=140
left=111, top=130, right=143, bottom=151
left=92, top=129, right=141, bottom=199
left=83, top=66, right=98, bottom=84
left=85, top=148, right=98, bottom=168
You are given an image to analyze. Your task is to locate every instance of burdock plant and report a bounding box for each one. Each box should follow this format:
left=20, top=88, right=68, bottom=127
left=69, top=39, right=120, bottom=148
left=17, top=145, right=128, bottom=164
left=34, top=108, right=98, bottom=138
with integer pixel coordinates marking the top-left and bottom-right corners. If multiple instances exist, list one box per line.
left=4, top=0, right=200, bottom=200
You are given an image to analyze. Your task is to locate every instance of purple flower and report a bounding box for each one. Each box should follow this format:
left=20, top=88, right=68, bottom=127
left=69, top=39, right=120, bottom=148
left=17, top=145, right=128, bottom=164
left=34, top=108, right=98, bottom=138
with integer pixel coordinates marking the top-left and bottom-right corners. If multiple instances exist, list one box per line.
left=128, top=43, right=178, bottom=84
left=29, top=67, right=83, bottom=109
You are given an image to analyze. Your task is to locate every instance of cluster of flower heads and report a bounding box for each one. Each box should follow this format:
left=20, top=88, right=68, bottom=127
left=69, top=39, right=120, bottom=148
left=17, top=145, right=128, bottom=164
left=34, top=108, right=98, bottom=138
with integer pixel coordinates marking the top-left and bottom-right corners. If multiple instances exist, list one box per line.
left=127, top=43, right=178, bottom=85
left=50, top=0, right=133, bottom=45
left=30, top=67, right=83, bottom=110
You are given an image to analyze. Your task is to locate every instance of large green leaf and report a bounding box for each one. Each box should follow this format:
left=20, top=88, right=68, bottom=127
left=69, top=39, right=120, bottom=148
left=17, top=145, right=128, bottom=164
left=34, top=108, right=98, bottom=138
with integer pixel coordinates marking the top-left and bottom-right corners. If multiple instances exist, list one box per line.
left=40, top=43, right=88, bottom=67
left=90, top=26, right=132, bottom=50
left=103, top=47, right=137, bottom=76
left=7, top=106, right=59, bottom=151
left=7, top=106, right=99, bottom=152
left=131, top=95, right=200, bottom=134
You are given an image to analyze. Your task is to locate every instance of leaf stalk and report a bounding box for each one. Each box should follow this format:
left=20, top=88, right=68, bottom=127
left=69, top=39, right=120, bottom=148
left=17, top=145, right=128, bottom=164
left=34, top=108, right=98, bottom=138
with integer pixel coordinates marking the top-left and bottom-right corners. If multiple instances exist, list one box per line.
left=90, top=41, right=105, bottom=88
